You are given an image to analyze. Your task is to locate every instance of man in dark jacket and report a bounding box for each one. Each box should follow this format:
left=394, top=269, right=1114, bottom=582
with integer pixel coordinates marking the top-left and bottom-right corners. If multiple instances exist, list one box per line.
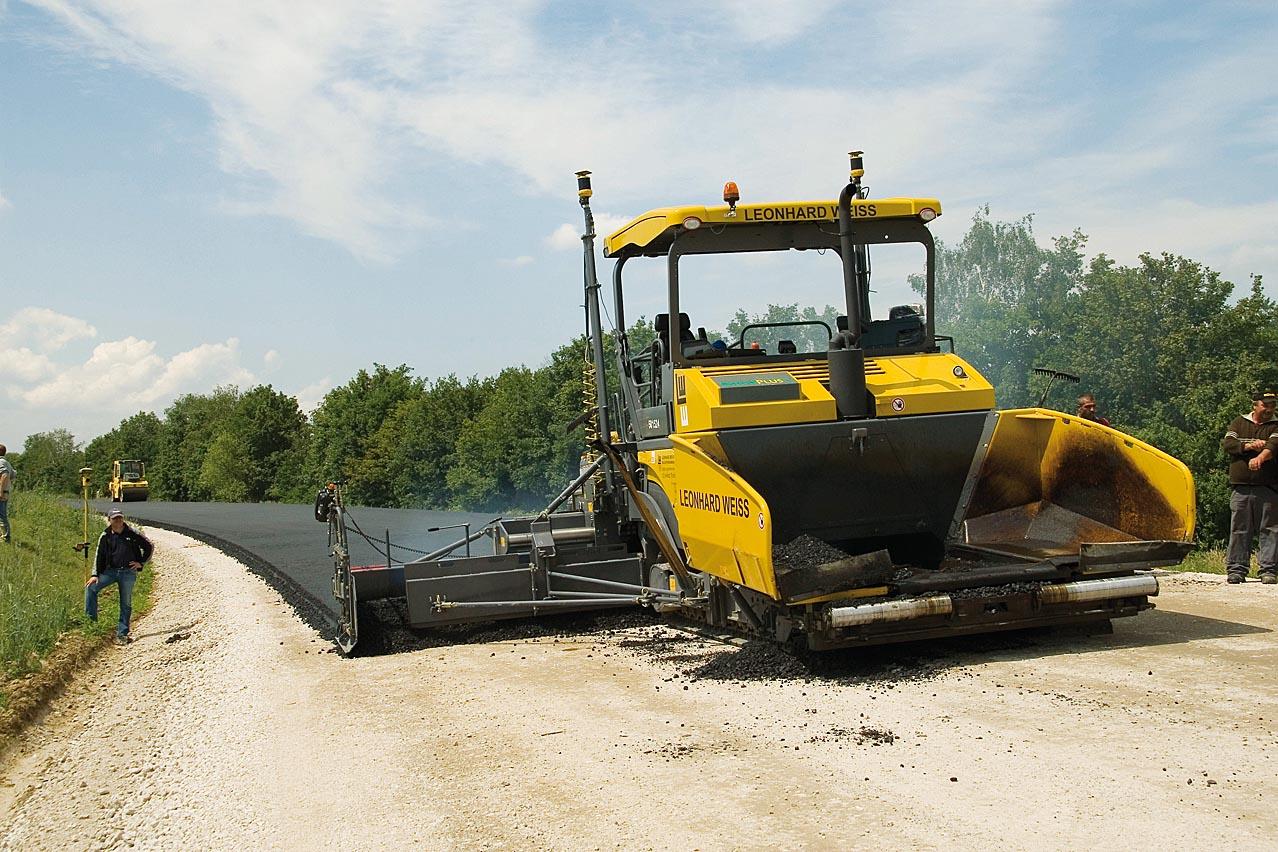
left=1221, top=390, right=1278, bottom=584
left=86, top=508, right=154, bottom=644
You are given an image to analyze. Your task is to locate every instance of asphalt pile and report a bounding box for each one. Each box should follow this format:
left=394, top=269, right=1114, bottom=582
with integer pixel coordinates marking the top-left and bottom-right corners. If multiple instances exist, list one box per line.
left=772, top=535, right=852, bottom=572
left=946, top=582, right=1043, bottom=600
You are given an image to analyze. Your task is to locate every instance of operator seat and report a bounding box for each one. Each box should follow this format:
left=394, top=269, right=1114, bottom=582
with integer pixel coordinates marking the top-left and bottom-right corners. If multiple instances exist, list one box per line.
left=838, top=308, right=925, bottom=350
left=655, top=312, right=710, bottom=361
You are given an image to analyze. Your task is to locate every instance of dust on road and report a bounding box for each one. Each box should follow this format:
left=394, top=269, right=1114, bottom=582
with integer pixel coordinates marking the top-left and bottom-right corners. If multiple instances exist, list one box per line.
left=2, top=529, right=1276, bottom=850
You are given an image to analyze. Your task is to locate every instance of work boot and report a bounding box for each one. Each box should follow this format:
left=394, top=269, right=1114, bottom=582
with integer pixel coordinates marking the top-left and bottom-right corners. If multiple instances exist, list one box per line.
left=1260, top=572, right=1278, bottom=585
left=113, top=634, right=130, bottom=646
left=1227, top=573, right=1246, bottom=584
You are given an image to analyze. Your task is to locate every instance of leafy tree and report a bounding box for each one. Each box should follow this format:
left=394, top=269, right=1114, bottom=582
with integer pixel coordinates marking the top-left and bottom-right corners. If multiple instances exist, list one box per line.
left=15, top=429, right=83, bottom=494
left=198, top=385, right=309, bottom=502
left=1083, top=270, right=1278, bottom=544
left=152, top=386, right=241, bottom=501
left=348, top=375, right=489, bottom=508
left=914, top=208, right=1085, bottom=406
left=446, top=366, right=571, bottom=512
left=306, top=364, right=424, bottom=499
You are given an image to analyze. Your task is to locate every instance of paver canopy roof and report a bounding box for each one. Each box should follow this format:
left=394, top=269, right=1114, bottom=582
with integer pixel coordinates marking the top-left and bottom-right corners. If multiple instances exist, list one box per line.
left=603, top=197, right=942, bottom=258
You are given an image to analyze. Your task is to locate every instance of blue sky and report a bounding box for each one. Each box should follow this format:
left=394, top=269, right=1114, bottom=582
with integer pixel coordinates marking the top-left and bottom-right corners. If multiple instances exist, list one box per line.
left=2, top=0, right=1275, bottom=449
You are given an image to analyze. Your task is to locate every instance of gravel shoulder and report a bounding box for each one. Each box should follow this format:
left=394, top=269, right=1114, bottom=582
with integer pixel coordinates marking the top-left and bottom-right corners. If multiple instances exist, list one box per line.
left=2, top=531, right=1276, bottom=850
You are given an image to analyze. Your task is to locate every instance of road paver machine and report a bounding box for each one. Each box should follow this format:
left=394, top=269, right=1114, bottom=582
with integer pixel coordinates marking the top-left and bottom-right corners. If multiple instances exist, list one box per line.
left=321, top=153, right=1196, bottom=655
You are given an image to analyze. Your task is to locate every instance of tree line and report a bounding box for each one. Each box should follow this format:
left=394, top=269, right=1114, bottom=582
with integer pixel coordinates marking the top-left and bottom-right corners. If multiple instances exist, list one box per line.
left=10, top=209, right=1272, bottom=543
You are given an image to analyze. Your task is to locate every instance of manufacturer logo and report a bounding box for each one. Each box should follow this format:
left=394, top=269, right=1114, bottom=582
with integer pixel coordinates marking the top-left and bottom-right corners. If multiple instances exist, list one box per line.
left=757, top=513, right=765, bottom=529
left=892, top=397, right=905, bottom=412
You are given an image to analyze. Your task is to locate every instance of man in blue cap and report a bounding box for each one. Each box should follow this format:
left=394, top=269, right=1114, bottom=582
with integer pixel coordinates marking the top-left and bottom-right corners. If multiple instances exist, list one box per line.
left=86, top=508, right=154, bottom=644
left=1221, top=390, right=1278, bottom=584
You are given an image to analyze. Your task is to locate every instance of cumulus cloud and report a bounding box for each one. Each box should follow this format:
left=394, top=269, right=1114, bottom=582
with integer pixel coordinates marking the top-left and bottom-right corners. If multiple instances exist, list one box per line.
left=701, top=0, right=840, bottom=43
left=26, top=1, right=1273, bottom=289
left=294, top=376, right=333, bottom=414
left=3, top=305, right=265, bottom=443
left=547, top=213, right=635, bottom=251
left=263, top=349, right=280, bottom=367
left=27, top=1, right=1063, bottom=262
left=19, top=336, right=254, bottom=409
left=1063, top=199, right=1278, bottom=285
left=0, top=306, right=97, bottom=352
left=0, top=348, right=57, bottom=383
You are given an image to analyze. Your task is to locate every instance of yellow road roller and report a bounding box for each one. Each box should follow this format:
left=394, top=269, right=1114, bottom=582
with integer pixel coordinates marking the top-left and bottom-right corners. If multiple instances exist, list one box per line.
left=110, top=459, right=149, bottom=502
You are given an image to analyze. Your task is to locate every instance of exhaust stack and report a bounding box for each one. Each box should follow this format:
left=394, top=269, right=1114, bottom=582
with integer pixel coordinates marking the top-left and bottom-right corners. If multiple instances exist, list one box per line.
left=833, top=150, right=869, bottom=418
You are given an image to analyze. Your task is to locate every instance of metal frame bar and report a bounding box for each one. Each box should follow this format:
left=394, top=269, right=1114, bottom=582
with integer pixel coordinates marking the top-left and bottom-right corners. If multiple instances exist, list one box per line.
left=548, top=570, right=681, bottom=599
left=435, top=599, right=638, bottom=611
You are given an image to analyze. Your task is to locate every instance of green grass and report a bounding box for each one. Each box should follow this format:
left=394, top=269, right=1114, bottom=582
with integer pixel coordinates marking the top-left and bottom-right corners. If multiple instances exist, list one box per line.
left=1171, top=548, right=1227, bottom=575
left=0, top=493, right=154, bottom=706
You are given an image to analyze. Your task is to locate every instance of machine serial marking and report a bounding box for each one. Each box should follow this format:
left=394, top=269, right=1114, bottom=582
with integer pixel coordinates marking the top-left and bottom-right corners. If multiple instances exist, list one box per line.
left=741, top=203, right=877, bottom=221
left=679, top=488, right=751, bottom=519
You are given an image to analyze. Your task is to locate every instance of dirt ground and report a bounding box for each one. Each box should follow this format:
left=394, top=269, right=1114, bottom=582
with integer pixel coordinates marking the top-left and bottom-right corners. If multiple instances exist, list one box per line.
left=2, top=529, right=1276, bottom=851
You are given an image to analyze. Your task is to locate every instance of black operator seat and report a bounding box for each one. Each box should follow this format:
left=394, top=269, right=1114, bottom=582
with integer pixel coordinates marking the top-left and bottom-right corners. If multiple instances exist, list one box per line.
left=655, top=312, right=714, bottom=361
left=838, top=307, right=925, bottom=350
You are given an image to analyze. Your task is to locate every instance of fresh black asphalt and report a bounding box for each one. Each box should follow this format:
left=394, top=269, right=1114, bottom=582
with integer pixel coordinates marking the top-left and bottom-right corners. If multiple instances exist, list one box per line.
left=88, top=499, right=497, bottom=635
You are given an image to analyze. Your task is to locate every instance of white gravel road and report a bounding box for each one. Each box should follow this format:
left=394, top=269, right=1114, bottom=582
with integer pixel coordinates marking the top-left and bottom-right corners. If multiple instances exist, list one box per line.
left=2, top=529, right=1276, bottom=851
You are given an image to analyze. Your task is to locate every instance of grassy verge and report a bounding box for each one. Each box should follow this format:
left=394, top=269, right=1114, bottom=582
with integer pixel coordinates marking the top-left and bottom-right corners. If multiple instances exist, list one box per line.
left=0, top=493, right=154, bottom=709
left=1169, top=548, right=1227, bottom=575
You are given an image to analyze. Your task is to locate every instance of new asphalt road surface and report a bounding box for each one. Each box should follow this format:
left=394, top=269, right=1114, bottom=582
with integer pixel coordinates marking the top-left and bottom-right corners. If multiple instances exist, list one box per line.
left=87, top=499, right=495, bottom=631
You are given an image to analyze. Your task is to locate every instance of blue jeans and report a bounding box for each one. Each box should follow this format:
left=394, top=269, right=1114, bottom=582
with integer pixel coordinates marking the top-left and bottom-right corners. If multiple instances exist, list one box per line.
left=86, top=568, right=139, bottom=637
left=0, top=497, right=9, bottom=541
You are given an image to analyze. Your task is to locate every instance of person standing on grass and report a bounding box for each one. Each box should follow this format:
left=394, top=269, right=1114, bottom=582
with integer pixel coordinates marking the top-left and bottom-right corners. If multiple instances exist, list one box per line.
left=1221, top=390, right=1278, bottom=585
left=0, top=443, right=13, bottom=543
left=86, top=508, right=153, bottom=644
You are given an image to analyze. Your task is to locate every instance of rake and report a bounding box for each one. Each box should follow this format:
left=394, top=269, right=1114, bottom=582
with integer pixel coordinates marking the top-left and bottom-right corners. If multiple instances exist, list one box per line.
left=1033, top=367, right=1080, bottom=407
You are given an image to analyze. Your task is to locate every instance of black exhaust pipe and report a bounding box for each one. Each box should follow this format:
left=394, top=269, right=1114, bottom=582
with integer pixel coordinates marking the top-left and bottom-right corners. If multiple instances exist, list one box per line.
left=833, top=150, right=869, bottom=419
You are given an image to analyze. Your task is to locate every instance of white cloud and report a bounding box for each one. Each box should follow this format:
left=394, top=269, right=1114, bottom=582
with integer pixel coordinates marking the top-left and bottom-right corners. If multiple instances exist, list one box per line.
left=1065, top=198, right=1278, bottom=286
left=0, top=347, right=56, bottom=383
left=263, top=348, right=280, bottom=367
left=28, top=1, right=1064, bottom=262
left=0, top=189, right=11, bottom=213
left=26, top=0, right=1273, bottom=291
left=5, top=306, right=259, bottom=443
left=22, top=336, right=164, bottom=407
left=547, top=213, right=635, bottom=251
left=497, top=255, right=534, bottom=268
left=0, top=306, right=97, bottom=352
left=701, top=0, right=840, bottom=43
left=136, top=338, right=255, bottom=406
left=547, top=223, right=578, bottom=251
left=294, top=376, right=333, bottom=414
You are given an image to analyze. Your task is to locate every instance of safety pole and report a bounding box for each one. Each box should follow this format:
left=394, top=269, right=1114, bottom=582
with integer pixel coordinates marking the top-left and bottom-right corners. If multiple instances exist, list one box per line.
left=76, top=467, right=92, bottom=581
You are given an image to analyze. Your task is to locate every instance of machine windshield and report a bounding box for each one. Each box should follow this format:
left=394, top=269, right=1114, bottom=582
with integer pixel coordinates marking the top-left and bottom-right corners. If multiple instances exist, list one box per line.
left=640, top=240, right=929, bottom=361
